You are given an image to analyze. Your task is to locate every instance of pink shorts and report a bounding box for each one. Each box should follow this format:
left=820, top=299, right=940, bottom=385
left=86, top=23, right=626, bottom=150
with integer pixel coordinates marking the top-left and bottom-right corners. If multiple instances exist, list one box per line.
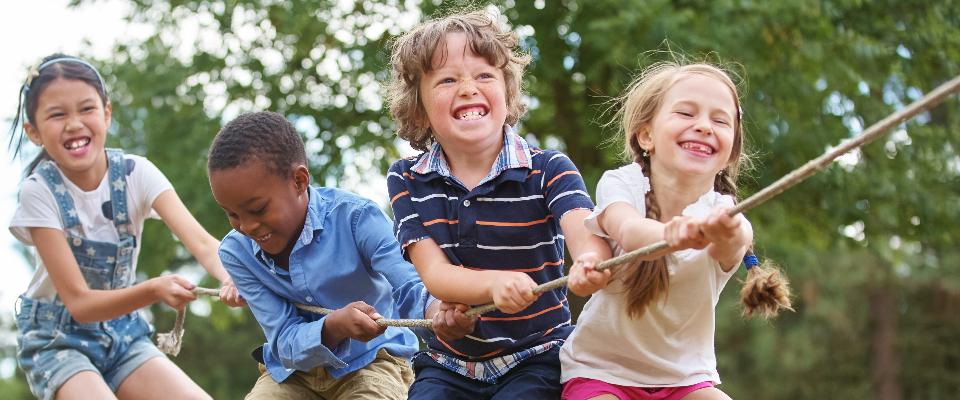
left=562, top=377, right=714, bottom=400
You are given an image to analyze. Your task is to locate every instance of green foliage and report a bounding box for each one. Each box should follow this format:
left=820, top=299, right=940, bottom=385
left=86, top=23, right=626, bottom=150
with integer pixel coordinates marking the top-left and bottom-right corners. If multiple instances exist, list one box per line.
left=10, top=0, right=953, bottom=398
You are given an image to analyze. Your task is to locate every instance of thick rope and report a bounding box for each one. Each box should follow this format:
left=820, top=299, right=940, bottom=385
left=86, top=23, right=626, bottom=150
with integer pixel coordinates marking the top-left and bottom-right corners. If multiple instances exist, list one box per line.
left=157, top=75, right=960, bottom=354
left=157, top=287, right=433, bottom=356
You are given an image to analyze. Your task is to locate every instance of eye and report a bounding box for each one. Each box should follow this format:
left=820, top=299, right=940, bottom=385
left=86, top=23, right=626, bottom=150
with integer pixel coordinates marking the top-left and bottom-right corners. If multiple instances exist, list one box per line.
left=675, top=111, right=693, bottom=117
left=477, top=72, right=495, bottom=80
left=713, top=119, right=730, bottom=126
left=439, top=77, right=456, bottom=85
left=250, top=206, right=267, bottom=216
left=82, top=106, right=97, bottom=113
left=48, top=112, right=65, bottom=119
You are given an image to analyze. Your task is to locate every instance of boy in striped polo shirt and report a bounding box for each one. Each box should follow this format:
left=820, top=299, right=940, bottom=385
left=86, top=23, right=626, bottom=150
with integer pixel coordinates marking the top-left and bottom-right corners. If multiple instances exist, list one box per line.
left=386, top=10, right=613, bottom=399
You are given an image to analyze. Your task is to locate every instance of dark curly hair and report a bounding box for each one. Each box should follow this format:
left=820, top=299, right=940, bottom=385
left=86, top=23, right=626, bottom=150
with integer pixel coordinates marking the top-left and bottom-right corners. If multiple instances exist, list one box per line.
left=207, top=111, right=306, bottom=178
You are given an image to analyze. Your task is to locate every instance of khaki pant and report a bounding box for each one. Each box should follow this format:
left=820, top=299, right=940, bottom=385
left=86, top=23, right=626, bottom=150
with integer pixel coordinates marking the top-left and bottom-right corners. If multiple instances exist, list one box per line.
left=245, top=349, right=414, bottom=400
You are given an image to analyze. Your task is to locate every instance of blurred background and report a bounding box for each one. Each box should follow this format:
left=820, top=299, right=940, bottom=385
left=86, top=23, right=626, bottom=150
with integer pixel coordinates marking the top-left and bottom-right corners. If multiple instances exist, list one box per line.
left=1, top=0, right=958, bottom=398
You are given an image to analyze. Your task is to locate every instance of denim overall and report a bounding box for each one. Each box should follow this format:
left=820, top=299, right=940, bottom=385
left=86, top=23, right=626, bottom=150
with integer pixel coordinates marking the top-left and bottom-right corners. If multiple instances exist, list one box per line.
left=15, top=149, right=160, bottom=400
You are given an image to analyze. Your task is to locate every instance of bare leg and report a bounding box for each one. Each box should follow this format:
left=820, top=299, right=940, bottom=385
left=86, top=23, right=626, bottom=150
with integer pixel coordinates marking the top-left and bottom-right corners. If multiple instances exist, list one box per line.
left=115, top=357, right=211, bottom=400
left=55, top=370, right=117, bottom=400
left=682, top=386, right=733, bottom=400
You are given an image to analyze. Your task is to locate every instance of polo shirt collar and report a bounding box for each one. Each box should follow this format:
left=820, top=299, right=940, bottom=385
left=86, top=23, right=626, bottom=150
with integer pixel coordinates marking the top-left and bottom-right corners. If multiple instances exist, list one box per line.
left=410, top=125, right=532, bottom=183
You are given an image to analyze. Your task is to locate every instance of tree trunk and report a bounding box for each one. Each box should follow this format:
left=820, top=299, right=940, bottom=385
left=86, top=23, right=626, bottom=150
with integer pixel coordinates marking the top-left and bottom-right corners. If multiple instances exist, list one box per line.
left=869, top=287, right=901, bottom=400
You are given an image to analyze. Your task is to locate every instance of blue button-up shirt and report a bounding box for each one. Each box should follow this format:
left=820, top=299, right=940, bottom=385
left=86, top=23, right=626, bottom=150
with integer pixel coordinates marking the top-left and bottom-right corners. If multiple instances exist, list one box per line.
left=219, top=186, right=432, bottom=382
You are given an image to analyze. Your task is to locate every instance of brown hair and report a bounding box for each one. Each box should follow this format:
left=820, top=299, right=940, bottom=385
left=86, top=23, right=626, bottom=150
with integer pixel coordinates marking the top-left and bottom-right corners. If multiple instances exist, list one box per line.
left=612, top=62, right=791, bottom=318
left=387, top=9, right=530, bottom=151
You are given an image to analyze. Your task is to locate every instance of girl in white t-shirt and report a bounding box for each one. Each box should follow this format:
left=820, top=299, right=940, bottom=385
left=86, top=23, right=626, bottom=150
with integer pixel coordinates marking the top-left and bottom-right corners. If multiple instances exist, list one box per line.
left=7, top=54, right=243, bottom=400
left=561, top=62, right=792, bottom=400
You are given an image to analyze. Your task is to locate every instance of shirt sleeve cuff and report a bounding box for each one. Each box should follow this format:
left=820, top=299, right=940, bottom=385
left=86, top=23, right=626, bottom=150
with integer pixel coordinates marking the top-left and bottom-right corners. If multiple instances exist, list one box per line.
left=301, top=318, right=350, bottom=370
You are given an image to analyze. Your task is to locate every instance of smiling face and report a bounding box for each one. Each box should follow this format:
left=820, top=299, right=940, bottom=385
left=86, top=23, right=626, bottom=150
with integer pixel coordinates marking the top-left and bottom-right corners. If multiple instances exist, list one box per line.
left=209, top=160, right=310, bottom=259
left=639, top=73, right=739, bottom=182
left=25, top=78, right=111, bottom=188
left=418, top=32, right=508, bottom=153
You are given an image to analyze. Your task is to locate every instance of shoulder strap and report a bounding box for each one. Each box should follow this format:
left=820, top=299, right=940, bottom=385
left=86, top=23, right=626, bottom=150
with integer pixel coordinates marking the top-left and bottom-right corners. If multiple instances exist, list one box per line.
left=34, top=160, right=82, bottom=230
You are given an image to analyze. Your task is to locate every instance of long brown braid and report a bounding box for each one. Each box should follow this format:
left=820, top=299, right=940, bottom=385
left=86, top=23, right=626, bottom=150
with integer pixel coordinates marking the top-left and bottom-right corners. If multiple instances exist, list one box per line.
left=619, top=154, right=671, bottom=319
left=614, top=62, right=792, bottom=318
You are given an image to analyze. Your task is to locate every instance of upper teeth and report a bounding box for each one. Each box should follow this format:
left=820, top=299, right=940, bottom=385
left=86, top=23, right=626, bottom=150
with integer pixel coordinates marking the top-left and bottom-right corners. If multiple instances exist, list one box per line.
left=459, top=110, right=485, bottom=120
left=65, top=138, right=90, bottom=150
left=681, top=142, right=713, bottom=154
left=256, top=234, right=271, bottom=242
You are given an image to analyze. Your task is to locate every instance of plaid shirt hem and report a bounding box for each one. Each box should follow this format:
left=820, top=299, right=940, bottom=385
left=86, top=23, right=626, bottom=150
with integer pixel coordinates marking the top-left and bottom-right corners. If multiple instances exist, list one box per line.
left=422, top=340, right=562, bottom=384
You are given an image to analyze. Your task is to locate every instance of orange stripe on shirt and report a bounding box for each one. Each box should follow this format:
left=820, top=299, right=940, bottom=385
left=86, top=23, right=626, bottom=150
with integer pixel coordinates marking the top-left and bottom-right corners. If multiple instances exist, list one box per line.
left=546, top=170, right=579, bottom=187
left=402, top=172, right=414, bottom=180
left=476, top=215, right=552, bottom=227
left=461, top=260, right=563, bottom=273
left=436, top=336, right=471, bottom=358
left=423, top=219, right=459, bottom=226
left=390, top=191, right=409, bottom=204
left=480, top=302, right=564, bottom=322
left=526, top=169, right=542, bottom=179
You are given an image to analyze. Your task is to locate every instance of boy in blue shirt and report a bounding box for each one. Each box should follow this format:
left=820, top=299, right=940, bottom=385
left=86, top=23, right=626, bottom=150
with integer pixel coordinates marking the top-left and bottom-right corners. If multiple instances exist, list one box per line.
left=208, top=111, right=471, bottom=399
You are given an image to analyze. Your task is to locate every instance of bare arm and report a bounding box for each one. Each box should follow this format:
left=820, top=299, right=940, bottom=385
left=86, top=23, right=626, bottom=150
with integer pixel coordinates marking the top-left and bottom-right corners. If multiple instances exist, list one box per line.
left=598, top=202, right=675, bottom=259
left=701, top=208, right=753, bottom=272
left=31, top=227, right=196, bottom=323
left=152, top=190, right=228, bottom=281
left=152, top=190, right=244, bottom=306
left=407, top=238, right=538, bottom=314
left=560, top=209, right=612, bottom=262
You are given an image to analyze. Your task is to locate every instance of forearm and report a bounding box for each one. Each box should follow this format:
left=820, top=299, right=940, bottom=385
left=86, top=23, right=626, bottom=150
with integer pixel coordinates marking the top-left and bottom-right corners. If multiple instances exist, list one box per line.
left=419, top=263, right=504, bottom=305
left=707, top=219, right=753, bottom=270
left=63, top=282, right=159, bottom=323
left=561, top=209, right=612, bottom=261
left=189, top=235, right=230, bottom=282
left=616, top=219, right=674, bottom=260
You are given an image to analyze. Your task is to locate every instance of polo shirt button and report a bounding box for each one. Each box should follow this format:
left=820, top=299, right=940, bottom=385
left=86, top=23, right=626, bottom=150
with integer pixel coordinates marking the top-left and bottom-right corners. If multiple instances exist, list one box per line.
left=306, top=296, right=313, bottom=302
left=463, top=200, right=471, bottom=207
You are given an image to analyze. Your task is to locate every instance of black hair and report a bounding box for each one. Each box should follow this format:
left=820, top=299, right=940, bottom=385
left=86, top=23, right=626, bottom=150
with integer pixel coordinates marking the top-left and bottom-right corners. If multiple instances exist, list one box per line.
left=7, top=53, right=109, bottom=175
left=207, top=111, right=306, bottom=178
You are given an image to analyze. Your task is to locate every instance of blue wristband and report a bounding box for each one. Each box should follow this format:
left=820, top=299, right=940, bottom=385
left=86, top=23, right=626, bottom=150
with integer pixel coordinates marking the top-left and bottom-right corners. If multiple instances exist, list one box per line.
left=743, top=254, right=760, bottom=270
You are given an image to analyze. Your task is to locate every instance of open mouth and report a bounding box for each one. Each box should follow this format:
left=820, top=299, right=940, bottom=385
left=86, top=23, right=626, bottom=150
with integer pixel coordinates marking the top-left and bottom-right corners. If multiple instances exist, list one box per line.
left=64, top=137, right=91, bottom=153
left=253, top=233, right=272, bottom=243
left=453, top=105, right=488, bottom=121
left=679, top=141, right=715, bottom=156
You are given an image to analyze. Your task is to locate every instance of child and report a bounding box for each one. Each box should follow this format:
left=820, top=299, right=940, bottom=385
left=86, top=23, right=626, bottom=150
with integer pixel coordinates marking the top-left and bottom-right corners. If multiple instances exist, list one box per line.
left=560, top=62, right=791, bottom=400
left=207, top=111, right=468, bottom=399
left=7, top=54, right=243, bottom=400
left=386, top=10, right=612, bottom=399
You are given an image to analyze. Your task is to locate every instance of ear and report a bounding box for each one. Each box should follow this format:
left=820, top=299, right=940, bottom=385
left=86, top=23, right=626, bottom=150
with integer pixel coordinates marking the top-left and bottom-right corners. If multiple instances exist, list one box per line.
left=103, top=101, right=112, bottom=130
left=23, top=122, right=42, bottom=146
left=291, top=164, right=310, bottom=194
left=635, top=125, right=654, bottom=153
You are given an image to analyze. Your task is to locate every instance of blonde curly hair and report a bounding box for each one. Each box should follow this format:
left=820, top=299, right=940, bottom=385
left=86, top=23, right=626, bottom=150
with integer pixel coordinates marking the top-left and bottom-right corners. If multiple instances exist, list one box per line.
left=387, top=9, right=530, bottom=151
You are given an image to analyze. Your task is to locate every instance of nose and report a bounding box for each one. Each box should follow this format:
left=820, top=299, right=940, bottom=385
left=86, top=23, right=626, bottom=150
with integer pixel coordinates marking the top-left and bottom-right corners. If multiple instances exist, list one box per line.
left=237, top=217, right=261, bottom=237
left=457, top=79, right=479, bottom=97
left=693, top=114, right=713, bottom=135
left=65, top=115, right=84, bottom=131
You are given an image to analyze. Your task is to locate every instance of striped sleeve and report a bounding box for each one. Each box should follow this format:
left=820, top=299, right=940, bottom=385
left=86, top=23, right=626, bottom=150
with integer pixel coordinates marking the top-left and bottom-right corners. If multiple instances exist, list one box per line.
left=386, top=160, right=430, bottom=257
left=541, top=151, right=595, bottom=218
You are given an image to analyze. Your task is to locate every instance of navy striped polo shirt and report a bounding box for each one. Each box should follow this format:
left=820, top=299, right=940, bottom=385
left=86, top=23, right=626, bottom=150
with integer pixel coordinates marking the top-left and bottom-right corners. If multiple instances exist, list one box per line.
left=387, top=129, right=595, bottom=361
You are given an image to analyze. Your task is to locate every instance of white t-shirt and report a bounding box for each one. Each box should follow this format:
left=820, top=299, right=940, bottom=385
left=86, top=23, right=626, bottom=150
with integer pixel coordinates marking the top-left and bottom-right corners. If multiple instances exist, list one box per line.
left=9, top=154, right=173, bottom=301
left=560, top=162, right=746, bottom=387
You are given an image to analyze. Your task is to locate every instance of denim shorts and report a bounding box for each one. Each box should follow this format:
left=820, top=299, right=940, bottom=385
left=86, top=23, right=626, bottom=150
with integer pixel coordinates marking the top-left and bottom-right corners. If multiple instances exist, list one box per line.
left=16, top=296, right=164, bottom=400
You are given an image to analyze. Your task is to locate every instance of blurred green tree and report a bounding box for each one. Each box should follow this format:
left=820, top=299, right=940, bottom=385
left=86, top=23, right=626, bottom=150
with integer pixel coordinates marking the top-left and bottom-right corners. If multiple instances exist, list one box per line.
left=2, top=0, right=952, bottom=398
